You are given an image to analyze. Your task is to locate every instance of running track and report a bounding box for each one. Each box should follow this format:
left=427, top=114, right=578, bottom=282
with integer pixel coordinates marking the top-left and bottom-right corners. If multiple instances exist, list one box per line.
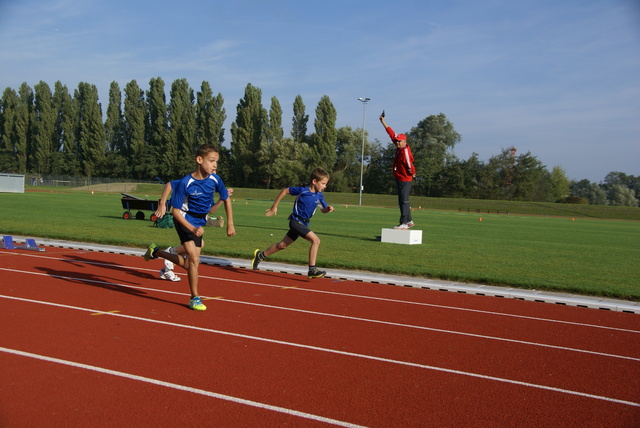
left=1, top=245, right=639, bottom=427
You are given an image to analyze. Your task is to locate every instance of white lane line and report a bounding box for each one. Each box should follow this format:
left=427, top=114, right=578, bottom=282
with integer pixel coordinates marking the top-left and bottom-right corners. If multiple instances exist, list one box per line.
left=5, top=253, right=640, bottom=334
left=0, top=267, right=638, bottom=362
left=2, top=294, right=639, bottom=408
left=0, top=347, right=366, bottom=428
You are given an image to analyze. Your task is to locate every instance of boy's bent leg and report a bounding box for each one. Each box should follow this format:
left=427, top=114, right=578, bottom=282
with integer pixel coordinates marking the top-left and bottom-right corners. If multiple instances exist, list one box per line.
left=304, top=232, right=325, bottom=279
left=153, top=248, right=185, bottom=269
left=183, top=241, right=201, bottom=297
left=183, top=241, right=206, bottom=310
left=304, top=231, right=321, bottom=267
left=263, top=235, right=295, bottom=258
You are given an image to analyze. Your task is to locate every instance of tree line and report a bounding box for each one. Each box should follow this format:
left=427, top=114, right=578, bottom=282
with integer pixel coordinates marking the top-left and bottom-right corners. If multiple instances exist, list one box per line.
left=1, top=78, right=638, bottom=206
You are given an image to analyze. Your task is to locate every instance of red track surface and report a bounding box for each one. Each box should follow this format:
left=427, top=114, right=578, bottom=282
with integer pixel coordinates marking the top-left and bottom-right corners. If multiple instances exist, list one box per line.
left=1, top=246, right=639, bottom=427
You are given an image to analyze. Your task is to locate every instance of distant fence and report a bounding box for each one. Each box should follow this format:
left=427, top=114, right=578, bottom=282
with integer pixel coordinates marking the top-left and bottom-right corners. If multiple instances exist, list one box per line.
left=0, top=173, right=25, bottom=193
left=25, top=175, right=157, bottom=188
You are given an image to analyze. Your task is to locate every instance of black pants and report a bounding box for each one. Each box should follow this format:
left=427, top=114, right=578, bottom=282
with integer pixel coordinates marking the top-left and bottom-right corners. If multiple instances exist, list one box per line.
left=396, top=179, right=412, bottom=225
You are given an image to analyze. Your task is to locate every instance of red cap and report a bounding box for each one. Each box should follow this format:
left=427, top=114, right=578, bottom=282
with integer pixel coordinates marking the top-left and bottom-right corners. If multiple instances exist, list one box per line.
left=395, top=133, right=406, bottom=141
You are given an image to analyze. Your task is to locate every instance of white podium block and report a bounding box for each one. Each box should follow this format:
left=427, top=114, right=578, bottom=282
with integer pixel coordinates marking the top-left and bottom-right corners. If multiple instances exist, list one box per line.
left=381, top=228, right=422, bottom=245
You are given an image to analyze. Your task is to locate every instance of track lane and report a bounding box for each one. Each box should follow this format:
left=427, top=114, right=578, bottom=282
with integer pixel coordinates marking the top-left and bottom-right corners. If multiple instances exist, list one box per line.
left=1, top=247, right=640, bottom=426
left=2, top=297, right=639, bottom=427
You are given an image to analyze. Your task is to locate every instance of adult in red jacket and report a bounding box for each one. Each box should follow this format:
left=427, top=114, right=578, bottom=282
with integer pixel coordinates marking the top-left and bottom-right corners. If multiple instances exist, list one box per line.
left=380, top=114, right=415, bottom=229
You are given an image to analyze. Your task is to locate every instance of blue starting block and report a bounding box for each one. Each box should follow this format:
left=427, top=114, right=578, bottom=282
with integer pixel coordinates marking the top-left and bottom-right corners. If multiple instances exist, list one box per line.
left=1, top=236, right=45, bottom=252
left=1, top=235, right=15, bottom=249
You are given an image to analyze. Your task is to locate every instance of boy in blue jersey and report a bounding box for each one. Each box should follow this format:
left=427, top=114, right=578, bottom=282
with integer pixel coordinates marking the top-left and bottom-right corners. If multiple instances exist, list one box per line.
left=252, top=167, right=334, bottom=279
left=152, top=166, right=233, bottom=283
left=144, top=144, right=235, bottom=311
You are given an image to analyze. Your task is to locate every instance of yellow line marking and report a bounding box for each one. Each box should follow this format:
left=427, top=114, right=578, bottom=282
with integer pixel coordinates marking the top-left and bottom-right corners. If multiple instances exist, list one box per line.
left=91, top=310, right=121, bottom=316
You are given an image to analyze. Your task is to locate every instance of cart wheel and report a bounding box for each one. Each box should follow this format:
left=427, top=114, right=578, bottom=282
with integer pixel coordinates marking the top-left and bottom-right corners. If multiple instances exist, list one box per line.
left=150, top=214, right=158, bottom=222
left=123, top=211, right=132, bottom=220
left=136, top=211, right=145, bottom=220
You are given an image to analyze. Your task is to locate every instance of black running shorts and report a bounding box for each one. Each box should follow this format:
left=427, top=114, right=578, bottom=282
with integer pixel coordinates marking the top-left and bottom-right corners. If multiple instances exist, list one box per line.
left=175, top=221, right=203, bottom=247
left=286, top=217, right=311, bottom=242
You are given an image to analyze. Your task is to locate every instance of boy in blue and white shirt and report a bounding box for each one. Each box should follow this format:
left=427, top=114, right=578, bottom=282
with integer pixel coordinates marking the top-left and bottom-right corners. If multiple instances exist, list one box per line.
left=252, top=167, right=334, bottom=279
left=144, top=144, right=235, bottom=311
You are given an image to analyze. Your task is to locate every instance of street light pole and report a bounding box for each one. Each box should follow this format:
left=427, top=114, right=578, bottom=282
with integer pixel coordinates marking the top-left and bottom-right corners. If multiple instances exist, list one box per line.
left=357, top=97, right=370, bottom=206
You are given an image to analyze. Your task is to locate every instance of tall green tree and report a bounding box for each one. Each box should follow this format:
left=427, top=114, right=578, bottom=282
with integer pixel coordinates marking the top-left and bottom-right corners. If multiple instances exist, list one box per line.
left=166, top=78, right=196, bottom=177
left=147, top=77, right=167, bottom=152
left=51, top=81, right=77, bottom=175
left=196, top=81, right=226, bottom=150
left=105, top=81, right=124, bottom=152
left=74, top=82, right=105, bottom=178
left=603, top=172, right=640, bottom=200
left=607, top=184, right=639, bottom=207
left=258, top=96, right=283, bottom=188
left=103, top=81, right=128, bottom=177
left=14, top=83, right=34, bottom=173
left=32, top=81, right=56, bottom=175
left=408, top=113, right=461, bottom=196
left=309, top=95, right=337, bottom=172
left=266, top=137, right=311, bottom=188
left=123, top=80, right=148, bottom=178
left=570, top=179, right=607, bottom=205
left=548, top=166, right=570, bottom=202
left=479, top=148, right=514, bottom=200
left=435, top=157, right=466, bottom=198
left=230, top=83, right=267, bottom=187
left=363, top=140, right=394, bottom=195
left=333, top=126, right=370, bottom=193
left=511, top=151, right=546, bottom=201
left=291, top=94, right=308, bottom=144
left=0, top=87, right=21, bottom=172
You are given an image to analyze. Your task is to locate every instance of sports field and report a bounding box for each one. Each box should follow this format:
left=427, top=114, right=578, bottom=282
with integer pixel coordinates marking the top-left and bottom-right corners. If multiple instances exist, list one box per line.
left=1, top=189, right=639, bottom=300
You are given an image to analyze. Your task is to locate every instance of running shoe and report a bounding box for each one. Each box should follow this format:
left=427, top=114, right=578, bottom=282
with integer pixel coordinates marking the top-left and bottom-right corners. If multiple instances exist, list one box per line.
left=406, top=221, right=415, bottom=228
left=308, top=267, right=326, bottom=279
left=252, top=249, right=263, bottom=270
left=393, top=224, right=409, bottom=230
left=143, top=243, right=159, bottom=261
left=189, top=296, right=207, bottom=311
left=163, top=247, right=176, bottom=270
left=159, top=267, right=181, bottom=282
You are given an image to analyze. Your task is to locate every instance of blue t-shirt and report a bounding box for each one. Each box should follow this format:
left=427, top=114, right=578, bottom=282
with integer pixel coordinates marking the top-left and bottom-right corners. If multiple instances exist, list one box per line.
left=169, top=173, right=229, bottom=227
left=289, top=186, right=327, bottom=226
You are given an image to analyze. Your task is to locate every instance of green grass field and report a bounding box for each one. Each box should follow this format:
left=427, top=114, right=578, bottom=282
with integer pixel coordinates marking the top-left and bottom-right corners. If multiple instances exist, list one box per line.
left=1, top=189, right=639, bottom=301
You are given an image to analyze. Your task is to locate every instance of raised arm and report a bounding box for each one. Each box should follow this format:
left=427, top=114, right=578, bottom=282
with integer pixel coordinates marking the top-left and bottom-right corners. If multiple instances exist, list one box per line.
left=265, top=187, right=291, bottom=217
left=379, top=115, right=397, bottom=142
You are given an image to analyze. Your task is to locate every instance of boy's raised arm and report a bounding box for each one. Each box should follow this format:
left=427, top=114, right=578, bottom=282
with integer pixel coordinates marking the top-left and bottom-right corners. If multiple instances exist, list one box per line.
left=265, top=187, right=290, bottom=217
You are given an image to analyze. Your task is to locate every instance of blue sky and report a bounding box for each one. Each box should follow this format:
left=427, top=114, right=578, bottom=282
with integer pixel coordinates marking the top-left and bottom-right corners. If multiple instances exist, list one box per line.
left=1, top=0, right=638, bottom=182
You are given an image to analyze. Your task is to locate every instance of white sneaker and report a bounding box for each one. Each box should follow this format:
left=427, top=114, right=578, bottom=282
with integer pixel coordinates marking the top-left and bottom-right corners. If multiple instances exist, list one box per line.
left=163, top=247, right=177, bottom=270
left=159, top=267, right=181, bottom=282
left=393, top=223, right=409, bottom=230
left=406, top=221, right=415, bottom=228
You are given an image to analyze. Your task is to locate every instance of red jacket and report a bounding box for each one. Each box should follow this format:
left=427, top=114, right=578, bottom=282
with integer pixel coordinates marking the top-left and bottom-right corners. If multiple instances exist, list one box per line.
left=385, top=126, right=415, bottom=181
